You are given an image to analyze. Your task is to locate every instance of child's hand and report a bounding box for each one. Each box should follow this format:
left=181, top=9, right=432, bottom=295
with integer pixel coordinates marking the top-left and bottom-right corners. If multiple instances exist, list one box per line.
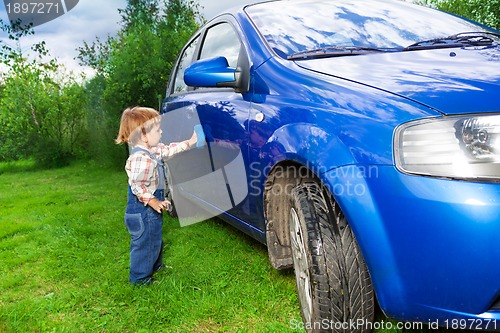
left=188, top=130, right=198, bottom=148
left=188, top=125, right=206, bottom=148
left=148, top=198, right=171, bottom=214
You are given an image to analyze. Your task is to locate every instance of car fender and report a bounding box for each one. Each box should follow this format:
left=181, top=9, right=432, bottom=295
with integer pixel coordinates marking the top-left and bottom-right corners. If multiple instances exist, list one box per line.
left=264, top=123, right=409, bottom=314
left=264, top=122, right=356, bottom=176
left=321, top=164, right=409, bottom=317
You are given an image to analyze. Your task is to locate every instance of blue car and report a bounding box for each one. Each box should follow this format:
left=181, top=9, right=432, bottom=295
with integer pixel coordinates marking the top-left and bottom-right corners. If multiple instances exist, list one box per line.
left=161, top=0, right=500, bottom=330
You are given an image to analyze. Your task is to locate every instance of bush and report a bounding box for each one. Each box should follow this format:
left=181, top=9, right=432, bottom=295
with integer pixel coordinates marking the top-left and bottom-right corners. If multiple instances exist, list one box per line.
left=1, top=20, right=88, bottom=167
left=420, top=0, right=500, bottom=30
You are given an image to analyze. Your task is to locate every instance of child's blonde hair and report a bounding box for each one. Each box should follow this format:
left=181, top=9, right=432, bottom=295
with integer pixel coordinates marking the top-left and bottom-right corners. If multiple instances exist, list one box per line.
left=115, top=106, right=160, bottom=145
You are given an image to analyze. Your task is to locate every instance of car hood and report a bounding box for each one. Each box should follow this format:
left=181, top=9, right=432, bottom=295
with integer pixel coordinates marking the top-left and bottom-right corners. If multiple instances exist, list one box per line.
left=295, top=46, right=500, bottom=115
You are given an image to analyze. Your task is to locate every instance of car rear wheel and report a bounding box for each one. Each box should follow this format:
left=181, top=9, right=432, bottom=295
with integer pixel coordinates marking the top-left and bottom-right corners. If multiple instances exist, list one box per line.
left=289, top=181, right=374, bottom=332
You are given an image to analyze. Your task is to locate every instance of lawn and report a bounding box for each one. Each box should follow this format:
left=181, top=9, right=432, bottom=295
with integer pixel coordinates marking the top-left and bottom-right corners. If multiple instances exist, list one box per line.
left=0, top=161, right=300, bottom=332
left=0, top=161, right=451, bottom=332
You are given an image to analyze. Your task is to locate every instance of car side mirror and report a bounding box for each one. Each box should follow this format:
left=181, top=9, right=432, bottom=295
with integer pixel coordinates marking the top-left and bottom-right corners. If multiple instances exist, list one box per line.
left=184, top=56, right=248, bottom=92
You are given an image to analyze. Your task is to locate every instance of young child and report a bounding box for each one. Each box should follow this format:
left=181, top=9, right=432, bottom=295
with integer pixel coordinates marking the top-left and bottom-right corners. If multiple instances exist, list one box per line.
left=115, top=106, right=197, bottom=285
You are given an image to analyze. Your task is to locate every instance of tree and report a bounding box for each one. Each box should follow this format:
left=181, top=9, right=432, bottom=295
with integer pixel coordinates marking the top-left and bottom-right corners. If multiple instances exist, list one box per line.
left=420, top=0, right=500, bottom=30
left=0, top=19, right=87, bottom=166
left=78, top=0, right=202, bottom=111
left=77, top=0, right=202, bottom=165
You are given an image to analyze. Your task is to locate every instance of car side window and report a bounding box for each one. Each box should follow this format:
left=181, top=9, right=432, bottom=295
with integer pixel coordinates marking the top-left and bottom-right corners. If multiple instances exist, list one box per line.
left=172, top=35, right=200, bottom=94
left=199, top=23, right=241, bottom=68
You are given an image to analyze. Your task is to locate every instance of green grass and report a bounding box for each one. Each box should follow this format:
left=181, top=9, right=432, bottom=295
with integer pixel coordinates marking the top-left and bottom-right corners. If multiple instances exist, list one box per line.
left=0, top=161, right=453, bottom=332
left=0, top=161, right=299, bottom=332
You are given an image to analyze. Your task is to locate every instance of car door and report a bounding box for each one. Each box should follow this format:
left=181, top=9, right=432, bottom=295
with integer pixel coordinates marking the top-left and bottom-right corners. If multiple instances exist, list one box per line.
left=163, top=17, right=258, bottom=230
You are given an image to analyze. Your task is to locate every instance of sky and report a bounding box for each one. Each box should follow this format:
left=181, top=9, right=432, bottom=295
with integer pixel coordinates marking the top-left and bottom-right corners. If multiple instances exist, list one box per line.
left=0, top=0, right=258, bottom=76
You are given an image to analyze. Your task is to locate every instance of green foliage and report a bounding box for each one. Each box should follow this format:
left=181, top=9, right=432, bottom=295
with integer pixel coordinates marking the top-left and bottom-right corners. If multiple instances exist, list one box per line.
left=77, top=0, right=202, bottom=167
left=82, top=74, right=128, bottom=168
left=0, top=20, right=88, bottom=167
left=78, top=0, right=202, bottom=115
left=420, top=0, right=500, bottom=30
left=0, top=0, right=202, bottom=166
left=0, top=19, right=36, bottom=67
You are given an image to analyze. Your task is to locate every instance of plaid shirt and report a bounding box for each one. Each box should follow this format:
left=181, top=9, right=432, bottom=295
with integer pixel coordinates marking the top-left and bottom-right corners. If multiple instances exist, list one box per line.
left=126, top=141, right=189, bottom=205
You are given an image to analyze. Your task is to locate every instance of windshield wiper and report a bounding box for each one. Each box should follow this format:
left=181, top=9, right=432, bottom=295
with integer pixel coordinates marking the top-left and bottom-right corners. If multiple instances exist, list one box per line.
left=287, top=32, right=500, bottom=60
left=288, top=46, right=400, bottom=60
left=405, top=31, right=500, bottom=50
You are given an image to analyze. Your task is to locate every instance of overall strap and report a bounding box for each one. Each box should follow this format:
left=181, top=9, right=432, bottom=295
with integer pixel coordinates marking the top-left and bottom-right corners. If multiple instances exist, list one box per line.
left=130, top=147, right=166, bottom=190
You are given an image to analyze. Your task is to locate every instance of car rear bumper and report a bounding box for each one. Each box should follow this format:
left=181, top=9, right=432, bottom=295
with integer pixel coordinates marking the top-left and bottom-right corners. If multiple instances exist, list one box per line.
left=322, top=165, right=500, bottom=325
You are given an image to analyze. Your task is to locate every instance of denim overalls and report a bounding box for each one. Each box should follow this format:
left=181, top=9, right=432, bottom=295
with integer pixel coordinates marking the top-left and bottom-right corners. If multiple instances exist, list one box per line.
left=124, top=147, right=166, bottom=284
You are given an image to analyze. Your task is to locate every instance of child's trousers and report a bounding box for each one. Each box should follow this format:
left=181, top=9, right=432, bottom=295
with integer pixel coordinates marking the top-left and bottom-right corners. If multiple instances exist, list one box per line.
left=124, top=187, right=164, bottom=284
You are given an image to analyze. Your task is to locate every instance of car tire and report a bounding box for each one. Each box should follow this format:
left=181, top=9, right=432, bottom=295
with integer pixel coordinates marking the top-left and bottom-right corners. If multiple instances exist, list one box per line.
left=165, top=183, right=177, bottom=218
left=289, top=181, right=374, bottom=332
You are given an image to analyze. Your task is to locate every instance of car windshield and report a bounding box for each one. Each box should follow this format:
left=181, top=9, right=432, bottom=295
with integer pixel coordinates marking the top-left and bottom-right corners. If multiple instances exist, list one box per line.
left=245, top=0, right=498, bottom=59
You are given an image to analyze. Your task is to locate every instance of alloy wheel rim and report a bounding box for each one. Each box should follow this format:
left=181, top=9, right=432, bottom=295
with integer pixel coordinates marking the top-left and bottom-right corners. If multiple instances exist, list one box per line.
left=290, top=208, right=313, bottom=323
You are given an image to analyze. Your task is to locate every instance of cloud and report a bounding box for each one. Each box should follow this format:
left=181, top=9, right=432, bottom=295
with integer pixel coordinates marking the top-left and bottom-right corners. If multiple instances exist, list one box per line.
left=0, top=0, right=262, bottom=76
left=0, top=0, right=125, bottom=75
left=200, top=0, right=262, bottom=20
